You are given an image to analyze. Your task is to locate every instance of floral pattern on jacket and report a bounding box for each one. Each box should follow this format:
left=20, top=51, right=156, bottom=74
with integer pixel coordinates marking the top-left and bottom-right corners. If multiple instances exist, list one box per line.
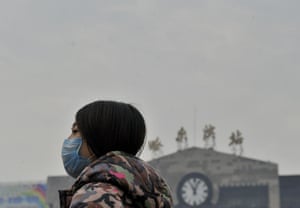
left=59, top=151, right=173, bottom=208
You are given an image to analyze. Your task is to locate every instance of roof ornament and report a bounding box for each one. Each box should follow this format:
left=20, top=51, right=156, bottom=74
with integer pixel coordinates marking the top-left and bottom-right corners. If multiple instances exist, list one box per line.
left=176, top=127, right=188, bottom=151
left=203, top=124, right=216, bottom=150
left=148, top=137, right=163, bottom=159
left=229, top=130, right=244, bottom=156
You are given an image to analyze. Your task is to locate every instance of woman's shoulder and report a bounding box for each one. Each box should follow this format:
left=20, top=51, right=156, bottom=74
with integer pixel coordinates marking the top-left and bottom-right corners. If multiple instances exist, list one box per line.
left=70, top=151, right=173, bottom=207
left=70, top=182, right=125, bottom=208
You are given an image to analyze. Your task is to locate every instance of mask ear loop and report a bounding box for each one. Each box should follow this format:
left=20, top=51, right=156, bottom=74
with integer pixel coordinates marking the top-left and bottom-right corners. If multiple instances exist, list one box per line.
left=76, top=122, right=97, bottom=161
left=84, top=139, right=97, bottom=161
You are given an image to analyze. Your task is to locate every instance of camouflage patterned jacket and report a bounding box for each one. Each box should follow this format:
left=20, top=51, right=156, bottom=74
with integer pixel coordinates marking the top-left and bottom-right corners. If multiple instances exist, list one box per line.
left=59, top=151, right=173, bottom=208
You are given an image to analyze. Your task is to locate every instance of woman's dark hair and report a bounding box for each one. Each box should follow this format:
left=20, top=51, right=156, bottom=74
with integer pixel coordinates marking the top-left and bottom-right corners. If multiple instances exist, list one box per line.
left=75, top=100, right=146, bottom=157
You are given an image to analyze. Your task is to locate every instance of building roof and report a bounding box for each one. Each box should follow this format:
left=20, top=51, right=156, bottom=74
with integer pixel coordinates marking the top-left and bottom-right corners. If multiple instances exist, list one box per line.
left=148, top=146, right=277, bottom=167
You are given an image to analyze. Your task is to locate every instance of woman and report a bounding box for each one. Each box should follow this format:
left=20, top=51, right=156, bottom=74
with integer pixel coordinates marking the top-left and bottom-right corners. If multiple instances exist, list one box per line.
left=59, top=100, right=173, bottom=208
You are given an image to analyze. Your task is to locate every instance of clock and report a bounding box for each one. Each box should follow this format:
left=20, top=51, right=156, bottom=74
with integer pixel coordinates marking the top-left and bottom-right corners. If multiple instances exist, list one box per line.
left=177, top=172, right=212, bottom=207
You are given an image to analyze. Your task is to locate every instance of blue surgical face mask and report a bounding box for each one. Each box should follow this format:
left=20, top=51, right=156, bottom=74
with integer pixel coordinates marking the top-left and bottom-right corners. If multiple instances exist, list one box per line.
left=61, top=138, right=91, bottom=178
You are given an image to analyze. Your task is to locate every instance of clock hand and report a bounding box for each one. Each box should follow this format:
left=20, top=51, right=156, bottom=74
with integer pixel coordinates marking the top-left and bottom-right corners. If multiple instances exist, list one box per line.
left=189, top=180, right=201, bottom=194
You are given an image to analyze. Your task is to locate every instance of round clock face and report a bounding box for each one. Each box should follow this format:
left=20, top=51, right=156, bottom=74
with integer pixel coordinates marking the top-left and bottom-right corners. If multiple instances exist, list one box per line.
left=177, top=172, right=212, bottom=207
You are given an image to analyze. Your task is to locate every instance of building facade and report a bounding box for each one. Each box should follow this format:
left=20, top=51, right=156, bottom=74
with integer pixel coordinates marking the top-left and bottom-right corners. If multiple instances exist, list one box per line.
left=149, top=147, right=279, bottom=208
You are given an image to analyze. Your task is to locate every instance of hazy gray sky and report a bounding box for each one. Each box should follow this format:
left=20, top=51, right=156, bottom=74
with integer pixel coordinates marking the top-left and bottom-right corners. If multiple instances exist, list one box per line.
left=0, top=0, right=299, bottom=182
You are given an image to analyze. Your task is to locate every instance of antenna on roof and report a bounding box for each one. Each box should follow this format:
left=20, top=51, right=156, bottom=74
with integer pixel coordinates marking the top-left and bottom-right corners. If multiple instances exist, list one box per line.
left=193, top=106, right=197, bottom=147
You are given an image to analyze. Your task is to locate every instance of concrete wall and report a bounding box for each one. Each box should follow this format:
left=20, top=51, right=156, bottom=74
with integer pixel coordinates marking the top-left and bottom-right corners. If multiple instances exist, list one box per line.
left=46, top=176, right=74, bottom=208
